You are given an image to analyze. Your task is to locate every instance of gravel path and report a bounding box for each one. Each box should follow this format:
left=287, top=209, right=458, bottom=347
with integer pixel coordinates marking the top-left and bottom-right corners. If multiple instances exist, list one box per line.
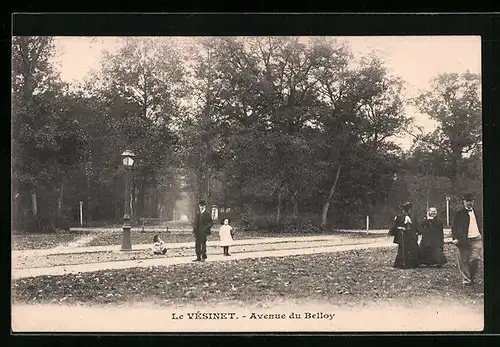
left=46, top=235, right=98, bottom=252
left=12, top=240, right=395, bottom=279
left=13, top=234, right=383, bottom=257
left=12, top=235, right=388, bottom=270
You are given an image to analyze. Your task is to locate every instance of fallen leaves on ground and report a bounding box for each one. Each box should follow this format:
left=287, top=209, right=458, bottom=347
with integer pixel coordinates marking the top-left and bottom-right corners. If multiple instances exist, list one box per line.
left=11, top=234, right=83, bottom=251
left=12, top=245, right=483, bottom=307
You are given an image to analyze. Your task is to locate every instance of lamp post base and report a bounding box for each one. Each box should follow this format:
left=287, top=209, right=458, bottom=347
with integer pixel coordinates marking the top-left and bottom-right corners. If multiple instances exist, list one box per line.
left=121, top=225, right=132, bottom=251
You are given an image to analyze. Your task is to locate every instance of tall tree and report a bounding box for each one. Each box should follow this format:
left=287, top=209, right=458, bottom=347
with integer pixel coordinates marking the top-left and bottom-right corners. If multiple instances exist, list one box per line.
left=12, top=36, right=88, bottom=231
left=86, top=37, right=185, bottom=221
left=314, top=48, right=410, bottom=228
left=217, top=37, right=326, bottom=221
left=412, top=72, right=482, bottom=183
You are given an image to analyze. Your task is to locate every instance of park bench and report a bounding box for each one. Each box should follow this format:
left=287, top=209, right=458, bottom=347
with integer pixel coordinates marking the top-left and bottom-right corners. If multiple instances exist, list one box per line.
left=139, top=218, right=170, bottom=233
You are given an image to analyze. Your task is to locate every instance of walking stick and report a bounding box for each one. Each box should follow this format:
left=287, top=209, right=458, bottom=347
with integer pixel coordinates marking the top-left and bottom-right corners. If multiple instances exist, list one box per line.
left=401, top=227, right=405, bottom=268
left=400, top=220, right=412, bottom=268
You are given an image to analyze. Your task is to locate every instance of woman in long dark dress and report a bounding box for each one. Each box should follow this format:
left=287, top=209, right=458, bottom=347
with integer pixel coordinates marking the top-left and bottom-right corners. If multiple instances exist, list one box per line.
left=389, top=202, right=420, bottom=269
left=418, top=207, right=447, bottom=267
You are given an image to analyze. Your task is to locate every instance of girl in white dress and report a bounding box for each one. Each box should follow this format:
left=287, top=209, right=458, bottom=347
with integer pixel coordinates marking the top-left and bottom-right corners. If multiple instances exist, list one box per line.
left=219, top=218, right=234, bottom=256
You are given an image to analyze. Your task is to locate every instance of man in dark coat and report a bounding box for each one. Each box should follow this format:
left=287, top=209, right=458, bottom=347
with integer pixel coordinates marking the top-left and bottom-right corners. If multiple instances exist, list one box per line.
left=389, top=201, right=420, bottom=269
left=451, top=193, right=483, bottom=286
left=193, top=200, right=213, bottom=262
left=419, top=206, right=447, bottom=267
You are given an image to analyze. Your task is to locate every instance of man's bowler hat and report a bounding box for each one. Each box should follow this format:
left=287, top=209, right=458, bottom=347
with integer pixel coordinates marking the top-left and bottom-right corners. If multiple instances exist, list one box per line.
left=463, top=193, right=475, bottom=201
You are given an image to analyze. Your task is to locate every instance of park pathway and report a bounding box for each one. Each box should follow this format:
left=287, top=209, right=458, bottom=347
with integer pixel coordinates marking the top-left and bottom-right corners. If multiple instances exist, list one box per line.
left=12, top=235, right=396, bottom=279
left=46, top=234, right=98, bottom=253
left=12, top=233, right=388, bottom=257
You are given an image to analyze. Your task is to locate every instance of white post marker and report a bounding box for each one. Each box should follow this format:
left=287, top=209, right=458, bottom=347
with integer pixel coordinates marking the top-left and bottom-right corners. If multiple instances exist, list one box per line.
left=212, top=206, right=218, bottom=221
left=446, top=196, right=450, bottom=226
left=366, top=215, right=370, bottom=234
left=79, top=201, right=83, bottom=227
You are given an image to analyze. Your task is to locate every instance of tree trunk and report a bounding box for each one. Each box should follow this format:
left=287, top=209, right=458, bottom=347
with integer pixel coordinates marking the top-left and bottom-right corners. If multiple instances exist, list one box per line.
left=116, top=179, right=122, bottom=222
left=145, top=190, right=150, bottom=218
left=130, top=187, right=135, bottom=221
left=321, top=201, right=330, bottom=229
left=293, top=191, right=299, bottom=216
left=157, top=201, right=162, bottom=219
left=238, top=168, right=245, bottom=212
left=131, top=186, right=137, bottom=221
left=320, top=163, right=342, bottom=229
left=12, top=175, right=19, bottom=230
left=276, top=188, right=284, bottom=223
left=138, top=183, right=146, bottom=221
left=57, top=182, right=64, bottom=221
left=86, top=171, right=92, bottom=225
left=22, top=195, right=29, bottom=231
left=156, top=192, right=161, bottom=218
left=31, top=190, right=38, bottom=217
left=206, top=167, right=211, bottom=201
left=152, top=191, right=159, bottom=218
left=148, top=189, right=153, bottom=218
left=450, top=147, right=463, bottom=184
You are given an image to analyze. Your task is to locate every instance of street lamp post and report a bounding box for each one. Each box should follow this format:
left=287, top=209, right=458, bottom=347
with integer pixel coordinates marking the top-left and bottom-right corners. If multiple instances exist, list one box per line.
left=121, top=150, right=136, bottom=251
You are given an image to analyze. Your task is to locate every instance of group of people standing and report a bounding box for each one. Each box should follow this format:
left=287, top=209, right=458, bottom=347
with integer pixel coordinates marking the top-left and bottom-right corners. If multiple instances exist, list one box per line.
left=158, top=195, right=483, bottom=288
left=389, top=192, right=483, bottom=286
left=389, top=202, right=446, bottom=269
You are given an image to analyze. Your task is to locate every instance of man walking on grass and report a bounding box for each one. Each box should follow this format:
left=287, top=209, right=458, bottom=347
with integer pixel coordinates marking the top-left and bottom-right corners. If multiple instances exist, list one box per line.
left=451, top=192, right=483, bottom=286
left=193, top=200, right=213, bottom=262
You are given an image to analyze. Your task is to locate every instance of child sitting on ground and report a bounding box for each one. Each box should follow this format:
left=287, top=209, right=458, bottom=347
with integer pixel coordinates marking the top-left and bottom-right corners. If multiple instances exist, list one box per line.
left=152, top=234, right=167, bottom=255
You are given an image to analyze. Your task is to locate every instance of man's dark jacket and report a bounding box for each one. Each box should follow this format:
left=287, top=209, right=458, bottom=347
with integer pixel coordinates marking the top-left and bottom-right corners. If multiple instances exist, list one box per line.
left=193, top=209, right=213, bottom=236
left=451, top=208, right=483, bottom=247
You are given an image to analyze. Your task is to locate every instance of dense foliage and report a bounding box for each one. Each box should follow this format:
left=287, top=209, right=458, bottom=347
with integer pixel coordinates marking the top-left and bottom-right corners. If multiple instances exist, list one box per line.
left=12, top=37, right=482, bottom=232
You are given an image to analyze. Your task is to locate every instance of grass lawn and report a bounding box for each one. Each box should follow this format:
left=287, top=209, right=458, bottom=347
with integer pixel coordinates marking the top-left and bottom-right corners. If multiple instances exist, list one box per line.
left=11, top=233, right=87, bottom=251
left=85, top=230, right=387, bottom=247
left=12, top=244, right=483, bottom=307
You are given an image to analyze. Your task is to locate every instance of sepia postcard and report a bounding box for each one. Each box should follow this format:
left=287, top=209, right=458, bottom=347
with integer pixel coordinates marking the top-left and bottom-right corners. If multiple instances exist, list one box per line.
left=11, top=24, right=484, bottom=333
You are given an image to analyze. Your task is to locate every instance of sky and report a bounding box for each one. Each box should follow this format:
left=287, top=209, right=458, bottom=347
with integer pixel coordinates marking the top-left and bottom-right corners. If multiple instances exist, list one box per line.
left=52, top=36, right=481, bottom=149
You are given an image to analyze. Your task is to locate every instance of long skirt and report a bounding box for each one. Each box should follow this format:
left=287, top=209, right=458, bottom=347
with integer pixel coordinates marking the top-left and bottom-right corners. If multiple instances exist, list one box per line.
left=419, top=242, right=447, bottom=266
left=393, top=236, right=420, bottom=269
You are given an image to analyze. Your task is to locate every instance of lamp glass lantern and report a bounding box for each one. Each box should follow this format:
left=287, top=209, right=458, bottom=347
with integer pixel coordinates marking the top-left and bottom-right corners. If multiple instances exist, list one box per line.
left=121, top=150, right=136, bottom=167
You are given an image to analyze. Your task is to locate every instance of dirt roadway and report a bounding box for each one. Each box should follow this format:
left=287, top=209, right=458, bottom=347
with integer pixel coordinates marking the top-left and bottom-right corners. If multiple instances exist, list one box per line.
left=12, top=240, right=395, bottom=279
left=12, top=298, right=483, bottom=332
